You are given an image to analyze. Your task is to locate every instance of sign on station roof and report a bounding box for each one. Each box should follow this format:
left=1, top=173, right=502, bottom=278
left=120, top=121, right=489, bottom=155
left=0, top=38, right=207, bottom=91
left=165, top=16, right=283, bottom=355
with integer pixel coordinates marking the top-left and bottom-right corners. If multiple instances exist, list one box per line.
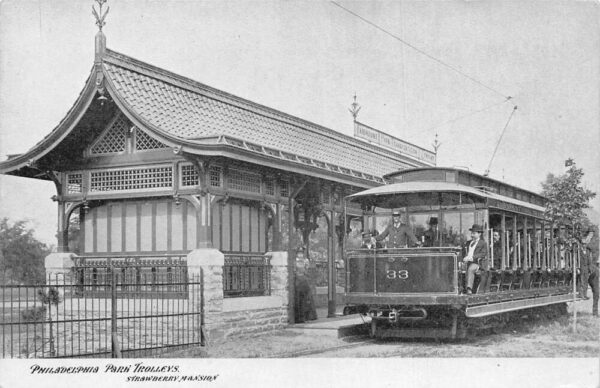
left=354, top=122, right=436, bottom=165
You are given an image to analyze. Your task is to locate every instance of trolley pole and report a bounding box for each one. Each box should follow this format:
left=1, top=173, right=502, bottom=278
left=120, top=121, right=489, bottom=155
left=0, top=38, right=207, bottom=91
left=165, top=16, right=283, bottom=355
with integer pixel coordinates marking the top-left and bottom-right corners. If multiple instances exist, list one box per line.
left=572, top=244, right=578, bottom=333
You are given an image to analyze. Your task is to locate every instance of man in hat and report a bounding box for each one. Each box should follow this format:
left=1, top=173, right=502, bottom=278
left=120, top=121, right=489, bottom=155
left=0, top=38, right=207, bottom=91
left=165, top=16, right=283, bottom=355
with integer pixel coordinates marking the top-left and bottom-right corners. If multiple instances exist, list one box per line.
left=463, top=224, right=489, bottom=294
left=578, top=230, right=598, bottom=316
left=373, top=210, right=419, bottom=248
left=580, top=246, right=599, bottom=316
left=423, top=217, right=439, bottom=247
left=294, top=247, right=317, bottom=322
left=589, top=250, right=599, bottom=317
left=361, top=231, right=376, bottom=249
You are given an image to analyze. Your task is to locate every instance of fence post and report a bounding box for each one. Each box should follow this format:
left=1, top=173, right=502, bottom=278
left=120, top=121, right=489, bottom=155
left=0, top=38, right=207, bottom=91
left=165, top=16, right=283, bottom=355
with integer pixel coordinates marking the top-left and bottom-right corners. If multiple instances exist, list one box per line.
left=44, top=253, right=76, bottom=289
left=187, top=249, right=224, bottom=344
left=266, top=251, right=289, bottom=314
left=111, top=268, right=121, bottom=358
left=44, top=252, right=76, bottom=357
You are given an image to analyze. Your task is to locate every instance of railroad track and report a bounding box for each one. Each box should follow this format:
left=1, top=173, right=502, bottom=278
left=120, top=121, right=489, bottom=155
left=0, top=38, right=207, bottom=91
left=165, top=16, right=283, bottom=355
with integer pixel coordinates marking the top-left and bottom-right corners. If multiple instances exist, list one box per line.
left=270, top=335, right=376, bottom=358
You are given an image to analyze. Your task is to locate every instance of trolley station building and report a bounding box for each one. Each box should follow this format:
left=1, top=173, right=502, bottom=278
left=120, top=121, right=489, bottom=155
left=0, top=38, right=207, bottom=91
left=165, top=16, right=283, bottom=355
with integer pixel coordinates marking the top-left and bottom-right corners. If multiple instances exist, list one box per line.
left=0, top=28, right=435, bottom=342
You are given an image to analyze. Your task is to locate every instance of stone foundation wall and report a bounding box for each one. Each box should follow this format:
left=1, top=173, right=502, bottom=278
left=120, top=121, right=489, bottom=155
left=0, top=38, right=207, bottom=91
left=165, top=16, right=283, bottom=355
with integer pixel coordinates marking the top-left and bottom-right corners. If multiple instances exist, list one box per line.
left=200, top=250, right=289, bottom=343
left=210, top=307, right=288, bottom=340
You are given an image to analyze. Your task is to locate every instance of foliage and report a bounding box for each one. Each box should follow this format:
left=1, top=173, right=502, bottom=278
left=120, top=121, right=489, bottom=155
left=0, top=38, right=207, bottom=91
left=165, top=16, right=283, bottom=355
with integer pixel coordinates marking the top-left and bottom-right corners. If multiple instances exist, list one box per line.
left=53, top=209, right=81, bottom=254
left=541, top=159, right=596, bottom=229
left=0, top=218, right=51, bottom=284
left=579, top=219, right=599, bottom=261
left=20, top=306, right=47, bottom=322
left=279, top=205, right=302, bottom=252
left=67, top=209, right=81, bottom=254
left=37, top=287, right=62, bottom=305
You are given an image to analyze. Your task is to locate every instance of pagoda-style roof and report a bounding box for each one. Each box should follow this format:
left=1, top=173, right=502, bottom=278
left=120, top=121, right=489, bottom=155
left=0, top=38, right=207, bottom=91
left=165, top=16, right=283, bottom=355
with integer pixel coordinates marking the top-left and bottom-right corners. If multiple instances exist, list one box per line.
left=1, top=45, right=434, bottom=185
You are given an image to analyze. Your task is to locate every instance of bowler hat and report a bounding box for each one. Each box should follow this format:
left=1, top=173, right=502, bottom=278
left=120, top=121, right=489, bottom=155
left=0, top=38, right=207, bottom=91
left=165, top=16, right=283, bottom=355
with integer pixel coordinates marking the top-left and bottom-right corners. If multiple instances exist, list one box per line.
left=469, top=224, right=484, bottom=233
left=429, top=217, right=438, bottom=225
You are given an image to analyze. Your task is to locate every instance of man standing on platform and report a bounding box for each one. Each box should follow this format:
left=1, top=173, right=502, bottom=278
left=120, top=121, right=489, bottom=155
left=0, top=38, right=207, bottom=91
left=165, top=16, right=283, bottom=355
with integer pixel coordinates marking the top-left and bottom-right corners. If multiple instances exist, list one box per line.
left=580, top=244, right=599, bottom=317
left=373, top=210, right=419, bottom=248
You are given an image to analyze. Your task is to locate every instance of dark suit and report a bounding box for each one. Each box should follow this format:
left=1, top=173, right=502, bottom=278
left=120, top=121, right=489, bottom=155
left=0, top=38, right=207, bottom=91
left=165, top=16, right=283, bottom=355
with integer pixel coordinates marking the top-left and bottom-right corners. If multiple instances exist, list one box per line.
left=463, top=238, right=489, bottom=267
left=376, top=223, right=418, bottom=248
left=463, top=238, right=489, bottom=293
left=580, top=247, right=599, bottom=316
left=294, top=273, right=317, bottom=322
left=423, top=227, right=439, bottom=247
left=491, top=240, right=502, bottom=268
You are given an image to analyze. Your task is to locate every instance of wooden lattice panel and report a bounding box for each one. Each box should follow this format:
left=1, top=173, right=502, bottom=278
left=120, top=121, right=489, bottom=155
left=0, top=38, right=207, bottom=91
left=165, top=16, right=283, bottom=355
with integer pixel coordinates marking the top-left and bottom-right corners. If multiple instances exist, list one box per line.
left=90, top=114, right=128, bottom=154
left=320, top=185, right=331, bottom=205
left=265, top=177, right=275, bottom=196
left=228, top=168, right=261, bottom=193
left=209, top=166, right=222, bottom=188
left=135, top=128, right=168, bottom=151
left=279, top=179, right=289, bottom=197
left=90, top=166, right=173, bottom=192
left=67, top=173, right=83, bottom=194
left=180, top=164, right=199, bottom=187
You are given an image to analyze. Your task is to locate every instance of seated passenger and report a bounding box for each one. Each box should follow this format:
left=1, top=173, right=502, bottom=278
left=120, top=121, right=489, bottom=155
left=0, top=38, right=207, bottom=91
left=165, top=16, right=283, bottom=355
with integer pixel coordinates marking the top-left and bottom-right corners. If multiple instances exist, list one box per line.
left=491, top=230, right=502, bottom=268
left=373, top=210, right=420, bottom=248
left=422, top=217, right=439, bottom=247
left=462, top=224, right=489, bottom=294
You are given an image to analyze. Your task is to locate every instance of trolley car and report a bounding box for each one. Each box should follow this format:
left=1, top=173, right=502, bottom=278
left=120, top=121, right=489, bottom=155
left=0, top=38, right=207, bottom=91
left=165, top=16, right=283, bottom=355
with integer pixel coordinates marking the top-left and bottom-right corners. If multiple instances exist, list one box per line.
left=343, top=167, right=581, bottom=339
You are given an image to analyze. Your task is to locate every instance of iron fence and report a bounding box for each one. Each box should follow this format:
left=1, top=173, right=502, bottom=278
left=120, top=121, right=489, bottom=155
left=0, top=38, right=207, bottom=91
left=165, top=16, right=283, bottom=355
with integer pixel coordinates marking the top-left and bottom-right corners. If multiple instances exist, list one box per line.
left=223, top=253, right=271, bottom=298
left=72, top=255, right=188, bottom=298
left=1, top=257, right=203, bottom=358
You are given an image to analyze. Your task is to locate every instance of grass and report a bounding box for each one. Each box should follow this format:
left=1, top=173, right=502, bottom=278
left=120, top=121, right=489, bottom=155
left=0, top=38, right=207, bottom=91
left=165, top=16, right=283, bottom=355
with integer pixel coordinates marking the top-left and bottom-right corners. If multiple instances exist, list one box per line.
left=164, top=300, right=600, bottom=358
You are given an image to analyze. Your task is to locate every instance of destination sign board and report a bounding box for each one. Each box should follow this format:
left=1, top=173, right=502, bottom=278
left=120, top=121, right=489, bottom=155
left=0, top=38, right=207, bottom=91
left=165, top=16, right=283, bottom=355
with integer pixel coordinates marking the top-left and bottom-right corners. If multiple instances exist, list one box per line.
left=487, top=198, right=544, bottom=218
left=354, top=122, right=436, bottom=165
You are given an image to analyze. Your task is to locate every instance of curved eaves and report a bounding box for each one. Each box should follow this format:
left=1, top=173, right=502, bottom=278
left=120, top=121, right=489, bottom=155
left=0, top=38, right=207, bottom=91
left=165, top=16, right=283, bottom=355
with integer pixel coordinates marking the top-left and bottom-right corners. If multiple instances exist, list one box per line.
left=103, top=69, right=189, bottom=150
left=103, top=71, right=381, bottom=187
left=0, top=67, right=98, bottom=175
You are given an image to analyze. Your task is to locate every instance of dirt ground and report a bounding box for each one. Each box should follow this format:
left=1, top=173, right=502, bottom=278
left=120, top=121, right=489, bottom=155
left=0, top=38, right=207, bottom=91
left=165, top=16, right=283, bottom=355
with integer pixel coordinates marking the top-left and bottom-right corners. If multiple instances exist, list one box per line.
left=165, top=298, right=599, bottom=358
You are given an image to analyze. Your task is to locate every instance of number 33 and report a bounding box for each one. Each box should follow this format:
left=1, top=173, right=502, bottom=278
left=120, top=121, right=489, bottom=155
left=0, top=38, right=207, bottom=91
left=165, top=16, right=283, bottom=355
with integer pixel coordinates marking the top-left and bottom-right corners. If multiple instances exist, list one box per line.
left=386, top=270, right=409, bottom=279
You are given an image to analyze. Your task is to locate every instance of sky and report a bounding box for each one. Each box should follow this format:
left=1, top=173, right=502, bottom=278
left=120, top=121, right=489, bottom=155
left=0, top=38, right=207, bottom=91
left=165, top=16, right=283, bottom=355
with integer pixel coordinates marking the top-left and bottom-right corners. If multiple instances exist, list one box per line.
left=0, top=0, right=598, bottom=246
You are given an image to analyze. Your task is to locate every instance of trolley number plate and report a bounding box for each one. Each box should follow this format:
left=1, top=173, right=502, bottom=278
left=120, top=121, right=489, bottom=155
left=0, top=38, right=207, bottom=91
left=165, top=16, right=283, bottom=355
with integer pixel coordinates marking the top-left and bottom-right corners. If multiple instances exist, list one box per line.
left=386, top=270, right=409, bottom=280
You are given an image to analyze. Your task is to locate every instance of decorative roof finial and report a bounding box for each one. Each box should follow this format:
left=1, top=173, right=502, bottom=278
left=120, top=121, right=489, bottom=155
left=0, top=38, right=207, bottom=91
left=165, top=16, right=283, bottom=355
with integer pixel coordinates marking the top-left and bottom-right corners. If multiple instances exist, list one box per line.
left=432, top=133, right=441, bottom=153
left=92, top=0, right=110, bottom=32
left=348, top=93, right=361, bottom=121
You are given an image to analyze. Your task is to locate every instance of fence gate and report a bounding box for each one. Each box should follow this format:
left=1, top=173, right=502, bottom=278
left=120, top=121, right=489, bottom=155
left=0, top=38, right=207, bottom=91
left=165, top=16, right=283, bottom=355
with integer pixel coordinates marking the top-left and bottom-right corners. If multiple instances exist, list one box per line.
left=1, top=255, right=204, bottom=358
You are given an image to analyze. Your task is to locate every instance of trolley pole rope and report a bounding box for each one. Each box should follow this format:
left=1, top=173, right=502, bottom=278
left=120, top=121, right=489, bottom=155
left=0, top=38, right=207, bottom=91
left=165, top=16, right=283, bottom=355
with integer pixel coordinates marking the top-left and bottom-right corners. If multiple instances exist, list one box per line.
left=572, top=244, right=578, bottom=333
left=484, top=105, right=518, bottom=176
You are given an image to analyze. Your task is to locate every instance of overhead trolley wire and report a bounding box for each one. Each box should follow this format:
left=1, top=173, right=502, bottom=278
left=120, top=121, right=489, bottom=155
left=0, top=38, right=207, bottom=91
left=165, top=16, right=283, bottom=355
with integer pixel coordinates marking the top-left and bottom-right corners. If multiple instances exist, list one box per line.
left=423, top=97, right=512, bottom=133
left=330, top=1, right=512, bottom=101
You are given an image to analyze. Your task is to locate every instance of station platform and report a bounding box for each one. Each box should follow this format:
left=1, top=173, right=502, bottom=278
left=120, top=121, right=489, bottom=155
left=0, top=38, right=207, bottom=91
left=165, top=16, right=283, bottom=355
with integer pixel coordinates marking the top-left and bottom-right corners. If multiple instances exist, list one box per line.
left=289, top=306, right=371, bottom=337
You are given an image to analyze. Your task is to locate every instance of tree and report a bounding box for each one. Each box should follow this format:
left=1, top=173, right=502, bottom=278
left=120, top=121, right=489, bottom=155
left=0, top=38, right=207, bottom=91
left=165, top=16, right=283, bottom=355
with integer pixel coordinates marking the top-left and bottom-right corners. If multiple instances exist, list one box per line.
left=0, top=218, right=51, bottom=284
left=541, top=158, right=596, bottom=232
left=63, top=209, right=81, bottom=254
